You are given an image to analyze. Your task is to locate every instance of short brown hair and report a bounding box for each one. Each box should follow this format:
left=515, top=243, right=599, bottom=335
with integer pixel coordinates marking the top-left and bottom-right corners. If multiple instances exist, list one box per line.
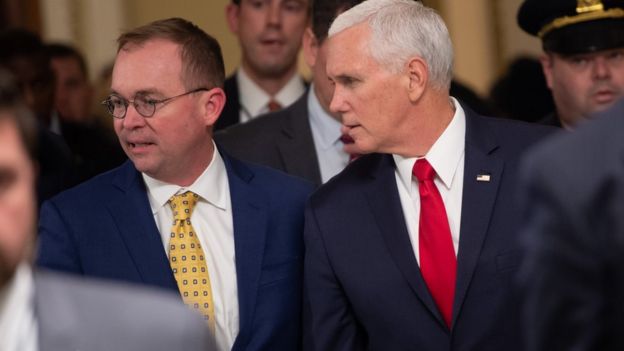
left=0, top=68, right=38, bottom=160
left=117, top=17, right=225, bottom=89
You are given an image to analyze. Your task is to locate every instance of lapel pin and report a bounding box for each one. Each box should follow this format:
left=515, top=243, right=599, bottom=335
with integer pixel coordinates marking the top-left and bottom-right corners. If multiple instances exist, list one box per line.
left=476, top=174, right=491, bottom=182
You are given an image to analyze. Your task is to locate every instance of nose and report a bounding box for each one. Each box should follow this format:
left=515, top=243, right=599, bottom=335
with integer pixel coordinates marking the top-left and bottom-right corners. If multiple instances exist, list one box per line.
left=121, top=103, right=146, bottom=129
left=266, top=2, right=282, bottom=26
left=592, top=56, right=611, bottom=80
left=329, top=86, right=347, bottom=115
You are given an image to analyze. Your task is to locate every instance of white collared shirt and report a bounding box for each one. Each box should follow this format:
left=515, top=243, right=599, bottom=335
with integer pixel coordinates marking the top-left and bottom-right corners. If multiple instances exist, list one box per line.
left=143, top=143, right=238, bottom=351
left=393, top=98, right=466, bottom=265
left=0, top=263, right=38, bottom=351
left=236, top=67, right=306, bottom=123
left=307, top=87, right=350, bottom=183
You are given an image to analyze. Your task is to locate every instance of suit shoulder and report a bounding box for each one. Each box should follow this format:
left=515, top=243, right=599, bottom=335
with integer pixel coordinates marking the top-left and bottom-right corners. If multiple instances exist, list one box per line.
left=215, top=109, right=290, bottom=145
left=482, top=115, right=557, bottom=144
left=35, top=270, right=214, bottom=349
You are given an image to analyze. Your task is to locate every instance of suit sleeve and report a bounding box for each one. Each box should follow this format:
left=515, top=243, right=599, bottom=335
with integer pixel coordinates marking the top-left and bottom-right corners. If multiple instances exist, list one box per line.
left=520, top=162, right=605, bottom=351
left=37, top=199, right=83, bottom=274
left=304, top=202, right=366, bottom=351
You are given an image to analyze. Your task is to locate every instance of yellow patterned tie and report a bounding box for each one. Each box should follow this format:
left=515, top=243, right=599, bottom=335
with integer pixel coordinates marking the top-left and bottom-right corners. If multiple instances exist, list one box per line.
left=168, top=191, right=215, bottom=332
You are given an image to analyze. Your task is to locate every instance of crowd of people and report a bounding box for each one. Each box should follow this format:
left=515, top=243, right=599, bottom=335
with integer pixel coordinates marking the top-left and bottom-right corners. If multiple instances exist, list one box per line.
left=2, top=0, right=624, bottom=350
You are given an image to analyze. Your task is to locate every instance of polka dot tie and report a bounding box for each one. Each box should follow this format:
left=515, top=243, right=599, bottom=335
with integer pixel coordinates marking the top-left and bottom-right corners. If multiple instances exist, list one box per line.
left=168, top=191, right=215, bottom=332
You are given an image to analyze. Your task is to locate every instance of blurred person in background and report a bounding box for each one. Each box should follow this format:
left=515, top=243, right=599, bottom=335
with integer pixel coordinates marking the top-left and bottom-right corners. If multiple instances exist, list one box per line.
left=217, top=0, right=310, bottom=131
left=518, top=0, right=624, bottom=129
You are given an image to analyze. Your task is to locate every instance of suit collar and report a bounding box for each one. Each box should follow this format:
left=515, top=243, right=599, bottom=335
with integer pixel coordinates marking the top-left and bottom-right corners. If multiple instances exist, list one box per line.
left=274, top=94, right=323, bottom=185
left=363, top=154, right=445, bottom=327
left=452, top=106, right=503, bottom=326
left=219, top=151, right=269, bottom=350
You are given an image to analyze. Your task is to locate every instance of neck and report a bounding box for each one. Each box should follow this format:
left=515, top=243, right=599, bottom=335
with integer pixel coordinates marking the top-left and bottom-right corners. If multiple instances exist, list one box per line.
left=240, top=62, right=298, bottom=96
left=397, top=92, right=455, bottom=158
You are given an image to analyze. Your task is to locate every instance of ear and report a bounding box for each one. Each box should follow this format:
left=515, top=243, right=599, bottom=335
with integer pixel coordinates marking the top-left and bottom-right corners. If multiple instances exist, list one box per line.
left=539, top=53, right=554, bottom=89
left=405, top=56, right=428, bottom=102
left=201, top=87, right=226, bottom=127
left=225, top=3, right=240, bottom=34
left=302, top=28, right=319, bottom=68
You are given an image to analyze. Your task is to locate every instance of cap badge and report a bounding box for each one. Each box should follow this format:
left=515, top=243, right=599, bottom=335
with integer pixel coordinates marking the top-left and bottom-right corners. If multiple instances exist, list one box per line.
left=577, top=0, right=604, bottom=14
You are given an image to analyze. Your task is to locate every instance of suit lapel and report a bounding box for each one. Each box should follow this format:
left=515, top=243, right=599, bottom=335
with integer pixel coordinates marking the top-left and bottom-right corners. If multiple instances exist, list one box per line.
left=364, top=155, right=445, bottom=327
left=107, top=161, right=177, bottom=290
left=222, top=153, right=269, bottom=350
left=275, top=95, right=323, bottom=185
left=452, top=111, right=504, bottom=325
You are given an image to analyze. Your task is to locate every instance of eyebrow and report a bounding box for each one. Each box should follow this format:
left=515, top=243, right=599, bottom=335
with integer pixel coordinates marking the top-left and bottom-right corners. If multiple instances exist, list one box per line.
left=109, top=88, right=162, bottom=98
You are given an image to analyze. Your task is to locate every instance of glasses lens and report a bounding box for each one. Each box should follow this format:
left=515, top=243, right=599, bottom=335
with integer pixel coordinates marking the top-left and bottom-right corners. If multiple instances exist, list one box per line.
left=105, top=96, right=127, bottom=118
left=134, top=96, right=157, bottom=117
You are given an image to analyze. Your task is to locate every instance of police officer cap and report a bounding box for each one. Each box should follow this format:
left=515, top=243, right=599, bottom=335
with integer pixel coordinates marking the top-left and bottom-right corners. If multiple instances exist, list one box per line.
left=518, top=0, right=624, bottom=55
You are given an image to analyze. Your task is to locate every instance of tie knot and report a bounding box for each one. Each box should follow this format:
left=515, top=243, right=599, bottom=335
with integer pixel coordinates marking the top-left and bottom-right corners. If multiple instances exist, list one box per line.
left=267, top=99, right=282, bottom=112
left=412, top=159, right=436, bottom=182
left=168, top=191, right=199, bottom=220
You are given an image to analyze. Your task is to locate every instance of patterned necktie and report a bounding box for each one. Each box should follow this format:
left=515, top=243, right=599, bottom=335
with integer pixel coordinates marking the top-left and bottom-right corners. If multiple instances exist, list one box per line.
left=339, top=134, right=361, bottom=162
left=168, top=191, right=215, bottom=332
left=413, top=159, right=456, bottom=328
left=267, top=99, right=282, bottom=112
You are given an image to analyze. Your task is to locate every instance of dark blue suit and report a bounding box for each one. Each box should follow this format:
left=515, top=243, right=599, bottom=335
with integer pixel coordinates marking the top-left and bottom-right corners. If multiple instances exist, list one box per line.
left=37, top=150, right=314, bottom=351
left=304, top=107, right=554, bottom=351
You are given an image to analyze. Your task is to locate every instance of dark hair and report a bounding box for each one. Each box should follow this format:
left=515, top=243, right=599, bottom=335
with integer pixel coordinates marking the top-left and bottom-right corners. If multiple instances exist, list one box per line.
left=312, top=0, right=364, bottom=42
left=0, top=28, right=48, bottom=65
left=46, top=43, right=89, bottom=79
left=0, top=69, right=38, bottom=160
left=117, top=17, right=225, bottom=89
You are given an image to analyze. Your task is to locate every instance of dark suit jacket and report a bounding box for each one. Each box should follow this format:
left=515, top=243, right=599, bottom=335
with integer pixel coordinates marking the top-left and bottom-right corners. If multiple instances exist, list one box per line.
left=37, top=150, right=314, bottom=351
left=35, top=269, right=214, bottom=351
left=215, top=93, right=322, bottom=185
left=216, top=74, right=242, bottom=132
left=304, top=107, right=554, bottom=351
left=518, top=99, right=624, bottom=351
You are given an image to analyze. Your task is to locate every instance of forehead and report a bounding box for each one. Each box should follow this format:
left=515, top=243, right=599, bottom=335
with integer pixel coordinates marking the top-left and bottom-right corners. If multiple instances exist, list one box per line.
left=326, top=23, right=373, bottom=76
left=111, top=39, right=184, bottom=95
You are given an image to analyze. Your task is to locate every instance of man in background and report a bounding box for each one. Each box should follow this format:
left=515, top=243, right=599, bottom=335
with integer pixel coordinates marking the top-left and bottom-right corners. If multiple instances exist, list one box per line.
left=0, top=68, right=214, bottom=351
left=518, top=0, right=624, bottom=129
left=47, top=43, right=127, bottom=182
left=217, top=0, right=309, bottom=131
left=217, top=0, right=363, bottom=185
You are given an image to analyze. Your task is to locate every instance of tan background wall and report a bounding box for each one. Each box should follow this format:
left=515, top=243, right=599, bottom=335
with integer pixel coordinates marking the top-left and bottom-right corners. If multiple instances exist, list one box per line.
left=39, top=0, right=543, bottom=98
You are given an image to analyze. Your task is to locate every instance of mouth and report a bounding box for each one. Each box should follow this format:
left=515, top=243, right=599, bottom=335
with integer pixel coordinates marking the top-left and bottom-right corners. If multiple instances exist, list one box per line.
left=593, top=90, right=616, bottom=104
left=126, top=141, right=155, bottom=152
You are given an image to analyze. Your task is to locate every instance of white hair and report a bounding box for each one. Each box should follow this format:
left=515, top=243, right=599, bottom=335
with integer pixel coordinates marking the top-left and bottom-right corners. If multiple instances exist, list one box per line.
left=328, top=0, right=453, bottom=90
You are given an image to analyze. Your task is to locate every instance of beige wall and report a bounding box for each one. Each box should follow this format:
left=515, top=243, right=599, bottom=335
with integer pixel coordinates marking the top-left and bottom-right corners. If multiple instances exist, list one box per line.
left=39, top=0, right=542, bottom=98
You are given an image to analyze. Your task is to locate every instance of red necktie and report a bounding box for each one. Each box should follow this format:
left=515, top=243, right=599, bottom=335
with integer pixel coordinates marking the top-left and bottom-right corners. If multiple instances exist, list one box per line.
left=413, top=159, right=456, bottom=328
left=267, top=99, right=282, bottom=112
left=339, top=134, right=361, bottom=161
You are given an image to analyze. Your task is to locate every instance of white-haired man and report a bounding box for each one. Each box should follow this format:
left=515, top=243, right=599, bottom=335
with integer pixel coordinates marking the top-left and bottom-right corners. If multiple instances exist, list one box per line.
left=303, top=0, right=555, bottom=350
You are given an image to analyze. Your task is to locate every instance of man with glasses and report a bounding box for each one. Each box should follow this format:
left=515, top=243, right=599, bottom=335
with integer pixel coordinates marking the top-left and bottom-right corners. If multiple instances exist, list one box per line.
left=518, top=0, right=624, bottom=129
left=37, top=18, right=313, bottom=351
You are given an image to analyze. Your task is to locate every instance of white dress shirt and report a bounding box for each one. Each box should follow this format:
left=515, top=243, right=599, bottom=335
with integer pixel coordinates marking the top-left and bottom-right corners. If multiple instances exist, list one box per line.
left=307, top=87, right=350, bottom=183
left=236, top=67, right=306, bottom=123
left=0, top=263, right=38, bottom=351
left=143, top=143, right=238, bottom=351
left=393, top=98, right=466, bottom=265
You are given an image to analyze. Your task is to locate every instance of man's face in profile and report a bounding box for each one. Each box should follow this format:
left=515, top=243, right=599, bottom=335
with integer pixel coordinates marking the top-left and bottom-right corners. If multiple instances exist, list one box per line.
left=0, top=116, right=36, bottom=285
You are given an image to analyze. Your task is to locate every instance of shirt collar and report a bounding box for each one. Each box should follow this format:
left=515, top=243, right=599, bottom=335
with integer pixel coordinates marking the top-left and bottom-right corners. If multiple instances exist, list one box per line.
left=393, top=97, right=466, bottom=191
left=307, top=86, right=342, bottom=149
left=143, top=141, right=229, bottom=214
left=237, top=67, right=305, bottom=116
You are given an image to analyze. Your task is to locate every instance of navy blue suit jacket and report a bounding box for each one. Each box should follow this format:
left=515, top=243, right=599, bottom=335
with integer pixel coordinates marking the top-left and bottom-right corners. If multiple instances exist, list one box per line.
left=304, top=107, right=554, bottom=351
left=37, top=150, right=314, bottom=351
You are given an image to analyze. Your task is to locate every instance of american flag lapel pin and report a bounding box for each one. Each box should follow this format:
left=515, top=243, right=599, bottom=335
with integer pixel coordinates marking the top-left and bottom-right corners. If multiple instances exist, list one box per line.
left=476, top=173, right=491, bottom=182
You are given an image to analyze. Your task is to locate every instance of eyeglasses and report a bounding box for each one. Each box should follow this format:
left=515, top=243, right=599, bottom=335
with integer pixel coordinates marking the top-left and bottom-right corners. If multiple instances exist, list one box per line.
left=101, top=88, right=209, bottom=119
